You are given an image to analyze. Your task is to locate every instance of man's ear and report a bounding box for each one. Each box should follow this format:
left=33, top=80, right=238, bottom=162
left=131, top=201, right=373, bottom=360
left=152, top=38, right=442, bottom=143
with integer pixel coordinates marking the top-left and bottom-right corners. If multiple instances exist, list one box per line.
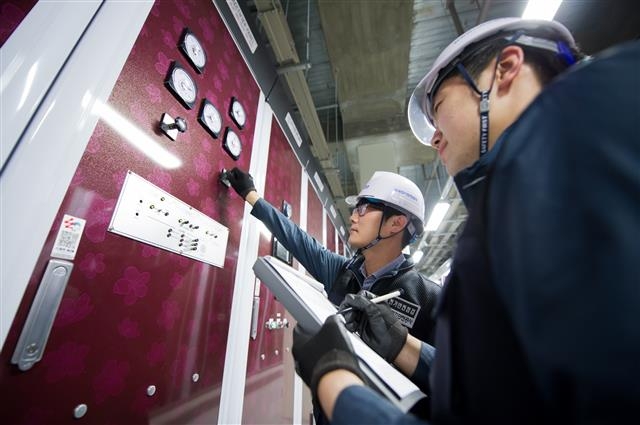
left=495, top=45, right=525, bottom=94
left=386, top=214, right=409, bottom=232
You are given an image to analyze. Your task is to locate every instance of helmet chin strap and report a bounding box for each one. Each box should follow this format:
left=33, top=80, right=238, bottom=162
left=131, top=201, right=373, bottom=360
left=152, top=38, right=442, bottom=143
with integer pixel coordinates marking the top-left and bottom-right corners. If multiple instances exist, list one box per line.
left=455, top=31, right=523, bottom=157
left=455, top=60, right=499, bottom=157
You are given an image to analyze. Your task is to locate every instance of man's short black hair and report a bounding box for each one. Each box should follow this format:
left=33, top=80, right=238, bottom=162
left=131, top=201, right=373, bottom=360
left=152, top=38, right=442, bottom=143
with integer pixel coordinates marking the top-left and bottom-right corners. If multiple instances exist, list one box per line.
left=445, top=31, right=586, bottom=89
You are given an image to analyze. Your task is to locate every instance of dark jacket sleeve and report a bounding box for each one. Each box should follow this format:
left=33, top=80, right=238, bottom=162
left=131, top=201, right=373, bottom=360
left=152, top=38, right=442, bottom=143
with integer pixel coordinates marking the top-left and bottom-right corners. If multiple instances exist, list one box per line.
left=251, top=198, right=347, bottom=290
left=488, top=41, right=640, bottom=419
left=332, top=385, right=428, bottom=425
left=410, top=342, right=435, bottom=395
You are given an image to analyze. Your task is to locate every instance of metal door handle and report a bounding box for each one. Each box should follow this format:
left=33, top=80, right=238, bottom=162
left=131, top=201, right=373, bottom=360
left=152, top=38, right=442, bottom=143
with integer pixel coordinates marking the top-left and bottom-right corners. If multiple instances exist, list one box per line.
left=11, top=259, right=73, bottom=371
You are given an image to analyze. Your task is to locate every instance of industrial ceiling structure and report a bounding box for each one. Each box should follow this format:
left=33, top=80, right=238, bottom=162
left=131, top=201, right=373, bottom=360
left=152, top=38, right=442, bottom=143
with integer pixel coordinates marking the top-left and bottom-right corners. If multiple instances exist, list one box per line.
left=248, top=0, right=640, bottom=279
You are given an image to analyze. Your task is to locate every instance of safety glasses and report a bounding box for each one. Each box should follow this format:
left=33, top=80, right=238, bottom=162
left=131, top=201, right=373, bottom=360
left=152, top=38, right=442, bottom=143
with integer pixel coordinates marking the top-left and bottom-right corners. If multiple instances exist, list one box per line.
left=352, top=199, right=385, bottom=217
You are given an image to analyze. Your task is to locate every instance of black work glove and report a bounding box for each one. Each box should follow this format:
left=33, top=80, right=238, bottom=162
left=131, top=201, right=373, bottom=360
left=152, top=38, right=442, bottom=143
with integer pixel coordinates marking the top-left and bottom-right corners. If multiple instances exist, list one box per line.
left=339, top=293, right=408, bottom=362
left=227, top=167, right=256, bottom=198
left=292, top=315, right=365, bottom=398
left=338, top=290, right=376, bottom=326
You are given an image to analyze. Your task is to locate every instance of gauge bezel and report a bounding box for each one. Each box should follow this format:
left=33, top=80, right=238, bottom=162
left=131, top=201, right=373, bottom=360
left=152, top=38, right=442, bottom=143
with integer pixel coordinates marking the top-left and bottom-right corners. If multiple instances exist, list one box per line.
left=164, top=61, right=198, bottom=110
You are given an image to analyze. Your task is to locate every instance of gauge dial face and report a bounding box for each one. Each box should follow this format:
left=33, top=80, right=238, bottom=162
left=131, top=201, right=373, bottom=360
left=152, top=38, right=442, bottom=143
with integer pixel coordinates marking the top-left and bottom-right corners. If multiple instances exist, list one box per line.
left=165, top=62, right=197, bottom=109
left=223, top=127, right=242, bottom=160
left=229, top=97, right=246, bottom=129
left=199, top=100, right=222, bottom=137
left=180, top=29, right=206, bottom=73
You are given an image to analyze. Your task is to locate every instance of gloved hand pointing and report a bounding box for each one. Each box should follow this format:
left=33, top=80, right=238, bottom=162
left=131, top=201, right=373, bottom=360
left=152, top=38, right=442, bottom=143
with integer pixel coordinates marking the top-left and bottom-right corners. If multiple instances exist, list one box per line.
left=339, top=293, right=408, bottom=362
left=292, top=315, right=366, bottom=398
left=227, top=167, right=256, bottom=199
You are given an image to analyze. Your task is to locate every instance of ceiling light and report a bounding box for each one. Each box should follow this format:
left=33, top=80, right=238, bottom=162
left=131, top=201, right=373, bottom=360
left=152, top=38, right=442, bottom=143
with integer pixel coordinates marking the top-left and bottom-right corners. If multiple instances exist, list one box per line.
left=522, top=0, right=562, bottom=20
left=411, top=250, right=424, bottom=263
left=425, top=201, right=450, bottom=232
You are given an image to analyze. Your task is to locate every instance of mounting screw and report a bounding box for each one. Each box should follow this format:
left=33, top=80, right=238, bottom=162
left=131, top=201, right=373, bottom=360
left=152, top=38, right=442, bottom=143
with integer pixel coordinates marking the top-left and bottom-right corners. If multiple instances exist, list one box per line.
left=73, top=404, right=88, bottom=419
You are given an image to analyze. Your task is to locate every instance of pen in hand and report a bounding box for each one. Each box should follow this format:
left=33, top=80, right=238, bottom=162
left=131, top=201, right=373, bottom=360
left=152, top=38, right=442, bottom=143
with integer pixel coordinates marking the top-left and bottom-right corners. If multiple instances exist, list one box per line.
left=337, top=289, right=404, bottom=315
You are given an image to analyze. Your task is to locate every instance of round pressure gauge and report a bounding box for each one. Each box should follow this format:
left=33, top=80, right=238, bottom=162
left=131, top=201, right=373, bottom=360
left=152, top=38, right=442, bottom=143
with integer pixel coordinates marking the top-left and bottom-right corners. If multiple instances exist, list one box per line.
left=223, top=127, right=242, bottom=160
left=165, top=62, right=197, bottom=109
left=229, top=97, right=247, bottom=129
left=198, top=99, right=222, bottom=138
left=180, top=28, right=206, bottom=73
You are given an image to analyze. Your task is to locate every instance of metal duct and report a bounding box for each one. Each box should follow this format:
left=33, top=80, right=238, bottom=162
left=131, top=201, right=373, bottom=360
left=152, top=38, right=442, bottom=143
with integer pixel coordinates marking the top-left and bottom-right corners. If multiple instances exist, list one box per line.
left=255, top=0, right=333, bottom=164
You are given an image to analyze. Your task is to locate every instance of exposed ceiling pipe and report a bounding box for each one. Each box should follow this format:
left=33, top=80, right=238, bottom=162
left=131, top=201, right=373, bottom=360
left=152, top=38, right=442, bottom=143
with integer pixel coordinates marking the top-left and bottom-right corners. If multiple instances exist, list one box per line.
left=255, top=0, right=341, bottom=195
left=445, top=0, right=465, bottom=35
left=316, top=103, right=338, bottom=111
left=277, top=62, right=312, bottom=74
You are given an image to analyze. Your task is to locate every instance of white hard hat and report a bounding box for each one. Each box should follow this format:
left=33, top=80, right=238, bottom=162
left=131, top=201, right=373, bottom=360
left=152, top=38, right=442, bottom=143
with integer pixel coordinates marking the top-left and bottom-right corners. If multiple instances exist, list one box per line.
left=346, top=171, right=425, bottom=226
left=409, top=17, right=575, bottom=145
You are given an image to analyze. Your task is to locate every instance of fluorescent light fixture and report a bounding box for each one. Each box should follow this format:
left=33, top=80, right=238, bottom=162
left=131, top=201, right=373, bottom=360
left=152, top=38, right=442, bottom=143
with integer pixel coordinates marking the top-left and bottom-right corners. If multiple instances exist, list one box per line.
left=429, top=257, right=452, bottom=284
left=425, top=201, right=450, bottom=232
left=522, top=0, right=562, bottom=20
left=411, top=250, right=424, bottom=263
left=441, top=176, right=454, bottom=199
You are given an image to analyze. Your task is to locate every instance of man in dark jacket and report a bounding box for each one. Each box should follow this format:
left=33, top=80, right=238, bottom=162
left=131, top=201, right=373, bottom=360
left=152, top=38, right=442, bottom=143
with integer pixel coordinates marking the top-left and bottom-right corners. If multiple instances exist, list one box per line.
left=291, top=17, right=640, bottom=425
left=227, top=169, right=441, bottom=344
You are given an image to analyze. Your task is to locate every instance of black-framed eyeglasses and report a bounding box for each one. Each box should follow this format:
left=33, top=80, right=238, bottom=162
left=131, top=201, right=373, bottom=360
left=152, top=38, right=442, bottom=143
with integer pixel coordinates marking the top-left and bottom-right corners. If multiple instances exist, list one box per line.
left=351, top=200, right=384, bottom=217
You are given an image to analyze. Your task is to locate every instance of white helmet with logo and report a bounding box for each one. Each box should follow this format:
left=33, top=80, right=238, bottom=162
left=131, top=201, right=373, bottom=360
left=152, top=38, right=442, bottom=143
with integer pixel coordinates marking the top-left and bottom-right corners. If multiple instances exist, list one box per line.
left=346, top=171, right=425, bottom=241
left=409, top=17, right=576, bottom=146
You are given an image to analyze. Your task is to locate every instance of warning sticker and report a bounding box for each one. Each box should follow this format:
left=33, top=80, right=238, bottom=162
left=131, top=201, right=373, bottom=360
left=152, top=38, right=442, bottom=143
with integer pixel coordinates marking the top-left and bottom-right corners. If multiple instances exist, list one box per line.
left=386, top=297, right=421, bottom=329
left=51, top=214, right=86, bottom=260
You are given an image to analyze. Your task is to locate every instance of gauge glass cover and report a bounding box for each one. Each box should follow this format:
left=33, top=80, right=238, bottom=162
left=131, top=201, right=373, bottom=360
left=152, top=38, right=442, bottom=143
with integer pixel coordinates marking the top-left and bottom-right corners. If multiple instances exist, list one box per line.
left=165, top=62, right=197, bottom=109
left=223, top=128, right=242, bottom=160
left=199, top=100, right=222, bottom=137
left=229, top=97, right=246, bottom=129
left=180, top=28, right=206, bottom=73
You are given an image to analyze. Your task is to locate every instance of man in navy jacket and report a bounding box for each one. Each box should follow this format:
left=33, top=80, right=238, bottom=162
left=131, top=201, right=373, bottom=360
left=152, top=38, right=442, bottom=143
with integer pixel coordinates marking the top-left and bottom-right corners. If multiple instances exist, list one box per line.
left=292, top=18, right=640, bottom=424
left=226, top=169, right=441, bottom=345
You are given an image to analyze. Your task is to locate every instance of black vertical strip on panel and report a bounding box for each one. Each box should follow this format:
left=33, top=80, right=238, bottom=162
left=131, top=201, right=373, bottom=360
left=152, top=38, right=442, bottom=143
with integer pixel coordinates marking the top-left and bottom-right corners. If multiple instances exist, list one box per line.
left=212, top=0, right=349, bottom=244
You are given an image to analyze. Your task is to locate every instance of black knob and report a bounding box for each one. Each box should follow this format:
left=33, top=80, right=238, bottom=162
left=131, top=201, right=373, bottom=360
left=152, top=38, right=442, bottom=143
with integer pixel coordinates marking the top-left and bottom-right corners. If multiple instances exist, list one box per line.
left=174, top=117, right=187, bottom=132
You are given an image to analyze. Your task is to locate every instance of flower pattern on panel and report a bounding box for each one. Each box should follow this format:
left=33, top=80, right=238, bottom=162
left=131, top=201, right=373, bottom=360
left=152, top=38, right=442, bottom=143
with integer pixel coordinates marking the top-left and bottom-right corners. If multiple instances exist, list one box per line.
left=118, top=317, right=141, bottom=339
left=194, top=151, right=213, bottom=180
left=113, top=266, right=150, bottom=306
left=187, top=177, right=200, bottom=197
left=84, top=197, right=116, bottom=244
left=145, top=83, right=163, bottom=104
left=157, top=299, right=180, bottom=330
left=79, top=252, right=106, bottom=279
left=169, top=272, right=185, bottom=290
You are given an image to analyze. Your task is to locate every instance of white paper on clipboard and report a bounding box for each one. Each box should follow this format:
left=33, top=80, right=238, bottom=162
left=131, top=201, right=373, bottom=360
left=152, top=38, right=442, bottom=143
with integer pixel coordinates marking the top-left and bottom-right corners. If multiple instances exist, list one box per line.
left=253, top=256, right=426, bottom=411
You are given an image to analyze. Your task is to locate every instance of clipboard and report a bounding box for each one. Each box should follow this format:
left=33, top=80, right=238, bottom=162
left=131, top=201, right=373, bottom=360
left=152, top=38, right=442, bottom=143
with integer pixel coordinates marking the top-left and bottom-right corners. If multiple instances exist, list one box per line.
left=253, top=256, right=426, bottom=412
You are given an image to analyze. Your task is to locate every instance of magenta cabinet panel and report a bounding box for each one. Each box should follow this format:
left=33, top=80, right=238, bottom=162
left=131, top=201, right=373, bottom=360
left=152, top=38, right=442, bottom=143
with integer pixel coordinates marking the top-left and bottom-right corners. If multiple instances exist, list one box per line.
left=242, top=120, right=303, bottom=424
left=0, top=1, right=260, bottom=424
left=307, top=184, right=324, bottom=243
left=0, top=0, right=37, bottom=47
left=326, top=216, right=337, bottom=253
